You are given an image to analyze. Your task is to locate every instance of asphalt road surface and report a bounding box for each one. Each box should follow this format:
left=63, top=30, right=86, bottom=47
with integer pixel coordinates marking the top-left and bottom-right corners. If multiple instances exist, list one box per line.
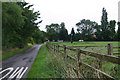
left=0, top=44, right=43, bottom=79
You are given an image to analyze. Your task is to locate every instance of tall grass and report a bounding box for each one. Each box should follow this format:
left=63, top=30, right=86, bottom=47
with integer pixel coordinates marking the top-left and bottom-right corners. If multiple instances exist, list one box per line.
left=51, top=41, right=120, bottom=78
left=27, top=45, right=64, bottom=78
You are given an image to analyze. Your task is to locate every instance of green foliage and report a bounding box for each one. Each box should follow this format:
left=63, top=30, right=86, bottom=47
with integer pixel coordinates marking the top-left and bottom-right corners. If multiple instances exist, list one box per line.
left=46, top=22, right=68, bottom=41
left=108, top=20, right=116, bottom=40
left=17, top=2, right=43, bottom=47
left=75, top=8, right=117, bottom=41
left=27, top=45, right=62, bottom=78
left=96, top=8, right=116, bottom=41
left=2, top=2, right=24, bottom=49
left=101, top=8, right=108, bottom=30
left=70, top=28, right=75, bottom=43
left=46, top=23, right=60, bottom=41
left=59, top=22, right=68, bottom=41
left=2, top=2, right=44, bottom=50
left=117, top=22, right=120, bottom=41
left=32, top=29, right=46, bottom=44
left=76, top=19, right=97, bottom=40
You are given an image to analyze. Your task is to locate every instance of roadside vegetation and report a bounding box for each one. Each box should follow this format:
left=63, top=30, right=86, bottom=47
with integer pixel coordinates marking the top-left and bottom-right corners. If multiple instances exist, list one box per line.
left=1, top=46, right=32, bottom=61
left=51, top=41, right=120, bottom=78
left=27, top=45, right=64, bottom=78
left=27, top=41, right=119, bottom=78
left=2, top=2, right=46, bottom=56
left=2, top=2, right=46, bottom=60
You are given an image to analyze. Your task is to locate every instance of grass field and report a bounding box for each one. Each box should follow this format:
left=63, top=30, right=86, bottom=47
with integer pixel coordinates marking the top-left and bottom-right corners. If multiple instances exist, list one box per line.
left=52, top=41, right=119, bottom=55
left=52, top=41, right=119, bottom=46
left=1, top=46, right=32, bottom=61
left=51, top=41, right=120, bottom=78
left=27, top=45, right=63, bottom=78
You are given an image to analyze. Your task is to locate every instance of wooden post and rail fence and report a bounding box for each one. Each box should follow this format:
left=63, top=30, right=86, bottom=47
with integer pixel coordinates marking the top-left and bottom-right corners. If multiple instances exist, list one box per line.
left=46, top=42, right=120, bottom=79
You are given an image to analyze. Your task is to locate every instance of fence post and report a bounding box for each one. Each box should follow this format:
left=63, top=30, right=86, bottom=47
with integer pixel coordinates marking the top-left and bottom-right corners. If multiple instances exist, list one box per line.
left=47, top=43, right=49, bottom=49
left=52, top=43, right=53, bottom=51
left=47, top=42, right=50, bottom=51
left=55, top=44, right=57, bottom=53
left=63, top=45, right=67, bottom=56
left=63, top=45, right=68, bottom=77
left=107, top=44, right=113, bottom=55
left=50, top=43, right=52, bottom=51
left=54, top=44, right=55, bottom=53
left=76, top=49, right=81, bottom=78
left=57, top=45, right=59, bottom=53
left=55, top=44, right=56, bottom=53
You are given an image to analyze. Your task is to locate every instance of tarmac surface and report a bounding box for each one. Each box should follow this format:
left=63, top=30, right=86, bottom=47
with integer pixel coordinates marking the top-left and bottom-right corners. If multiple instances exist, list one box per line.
left=1, top=44, right=43, bottom=79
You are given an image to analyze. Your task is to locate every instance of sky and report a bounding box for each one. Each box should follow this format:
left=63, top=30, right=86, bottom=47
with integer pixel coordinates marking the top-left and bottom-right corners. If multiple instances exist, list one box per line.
left=25, top=0, right=119, bottom=33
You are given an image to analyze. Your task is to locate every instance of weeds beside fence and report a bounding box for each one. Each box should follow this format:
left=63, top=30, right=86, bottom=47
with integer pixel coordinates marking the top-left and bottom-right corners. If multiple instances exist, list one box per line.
left=46, top=42, right=120, bottom=79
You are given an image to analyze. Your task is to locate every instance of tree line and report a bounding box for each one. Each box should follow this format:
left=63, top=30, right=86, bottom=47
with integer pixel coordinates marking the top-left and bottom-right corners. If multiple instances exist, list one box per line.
left=2, top=2, right=46, bottom=50
left=46, top=8, right=119, bottom=42
left=3, top=2, right=119, bottom=50
left=46, top=22, right=68, bottom=41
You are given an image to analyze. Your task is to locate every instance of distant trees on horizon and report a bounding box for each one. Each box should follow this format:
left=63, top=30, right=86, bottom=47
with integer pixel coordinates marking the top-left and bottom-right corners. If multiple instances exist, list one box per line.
left=2, top=1, right=119, bottom=51
left=46, top=8, right=119, bottom=41
left=46, top=22, right=69, bottom=41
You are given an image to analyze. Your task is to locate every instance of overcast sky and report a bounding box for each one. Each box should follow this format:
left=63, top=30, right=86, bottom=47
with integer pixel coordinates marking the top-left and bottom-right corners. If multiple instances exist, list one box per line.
left=25, top=0, right=119, bottom=33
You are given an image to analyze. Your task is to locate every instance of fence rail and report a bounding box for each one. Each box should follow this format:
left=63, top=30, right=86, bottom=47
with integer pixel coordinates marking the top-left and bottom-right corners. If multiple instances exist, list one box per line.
left=68, top=44, right=120, bottom=55
left=69, top=45, right=107, bottom=47
left=46, top=42, right=120, bottom=79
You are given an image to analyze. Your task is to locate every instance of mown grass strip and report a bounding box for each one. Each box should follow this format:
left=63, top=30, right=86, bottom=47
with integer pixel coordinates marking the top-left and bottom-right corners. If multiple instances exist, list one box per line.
left=27, top=45, right=62, bottom=78
left=1, top=46, right=32, bottom=60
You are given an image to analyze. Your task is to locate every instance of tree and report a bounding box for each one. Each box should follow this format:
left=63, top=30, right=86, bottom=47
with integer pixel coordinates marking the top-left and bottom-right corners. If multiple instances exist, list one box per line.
left=108, top=20, right=116, bottom=40
left=117, top=22, right=120, bottom=41
left=46, top=23, right=60, bottom=41
left=32, top=29, right=46, bottom=44
left=46, top=22, right=68, bottom=41
left=100, top=8, right=109, bottom=40
left=95, top=8, right=116, bottom=41
left=2, top=2, right=43, bottom=50
left=94, top=24, right=102, bottom=40
left=70, top=28, right=75, bottom=43
left=2, top=2, right=24, bottom=49
left=17, top=2, right=42, bottom=47
left=95, top=20, right=116, bottom=41
left=76, top=19, right=97, bottom=40
left=59, top=22, right=68, bottom=41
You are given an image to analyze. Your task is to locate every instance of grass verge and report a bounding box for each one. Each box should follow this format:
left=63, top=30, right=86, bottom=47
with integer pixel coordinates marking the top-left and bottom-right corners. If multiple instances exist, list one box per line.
left=27, top=45, right=63, bottom=78
left=50, top=41, right=120, bottom=78
left=1, top=46, right=32, bottom=61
